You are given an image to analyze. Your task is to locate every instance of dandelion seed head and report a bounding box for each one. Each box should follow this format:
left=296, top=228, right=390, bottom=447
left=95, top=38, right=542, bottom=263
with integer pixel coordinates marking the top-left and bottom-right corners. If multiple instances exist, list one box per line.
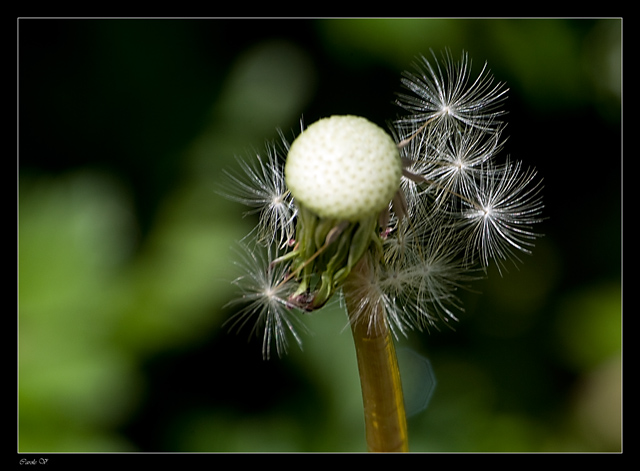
left=221, top=49, right=544, bottom=357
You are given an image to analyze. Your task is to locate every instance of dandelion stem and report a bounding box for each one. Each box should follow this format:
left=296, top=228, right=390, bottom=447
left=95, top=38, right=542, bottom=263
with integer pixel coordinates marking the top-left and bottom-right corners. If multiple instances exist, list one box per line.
left=344, top=254, right=409, bottom=452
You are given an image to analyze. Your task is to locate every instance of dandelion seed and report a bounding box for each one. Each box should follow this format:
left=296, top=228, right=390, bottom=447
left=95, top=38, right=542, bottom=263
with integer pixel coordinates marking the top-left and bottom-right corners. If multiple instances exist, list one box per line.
left=381, top=222, right=474, bottom=330
left=424, top=125, right=506, bottom=202
left=395, top=49, right=508, bottom=134
left=341, top=253, right=406, bottom=338
left=460, top=159, right=545, bottom=273
left=224, top=241, right=306, bottom=359
left=220, top=140, right=296, bottom=247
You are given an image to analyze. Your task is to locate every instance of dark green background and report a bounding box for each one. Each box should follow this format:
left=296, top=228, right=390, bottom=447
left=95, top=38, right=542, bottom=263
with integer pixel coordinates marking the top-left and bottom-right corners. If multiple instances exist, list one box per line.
left=18, top=18, right=622, bottom=452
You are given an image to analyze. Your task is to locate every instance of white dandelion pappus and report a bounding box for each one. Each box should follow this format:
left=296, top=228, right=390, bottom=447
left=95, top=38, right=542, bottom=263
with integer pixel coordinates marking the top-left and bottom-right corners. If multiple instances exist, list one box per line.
left=395, top=49, right=508, bottom=134
left=422, top=125, right=506, bottom=204
left=224, top=241, right=306, bottom=359
left=348, top=215, right=474, bottom=340
left=381, top=221, right=476, bottom=331
left=220, top=139, right=296, bottom=248
left=460, top=158, right=545, bottom=273
left=340, top=253, right=409, bottom=339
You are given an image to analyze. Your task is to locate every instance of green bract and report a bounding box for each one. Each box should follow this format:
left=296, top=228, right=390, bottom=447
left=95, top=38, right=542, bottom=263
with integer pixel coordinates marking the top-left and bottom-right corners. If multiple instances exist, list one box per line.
left=285, top=115, right=402, bottom=222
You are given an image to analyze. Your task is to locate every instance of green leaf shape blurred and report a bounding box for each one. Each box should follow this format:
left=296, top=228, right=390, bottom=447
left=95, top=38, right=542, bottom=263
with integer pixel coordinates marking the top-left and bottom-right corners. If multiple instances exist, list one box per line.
left=18, top=170, right=250, bottom=451
left=19, top=172, right=141, bottom=451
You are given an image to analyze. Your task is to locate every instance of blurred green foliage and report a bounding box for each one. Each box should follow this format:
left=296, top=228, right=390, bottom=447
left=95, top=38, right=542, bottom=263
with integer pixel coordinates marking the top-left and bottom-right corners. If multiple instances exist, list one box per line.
left=18, top=18, right=621, bottom=453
